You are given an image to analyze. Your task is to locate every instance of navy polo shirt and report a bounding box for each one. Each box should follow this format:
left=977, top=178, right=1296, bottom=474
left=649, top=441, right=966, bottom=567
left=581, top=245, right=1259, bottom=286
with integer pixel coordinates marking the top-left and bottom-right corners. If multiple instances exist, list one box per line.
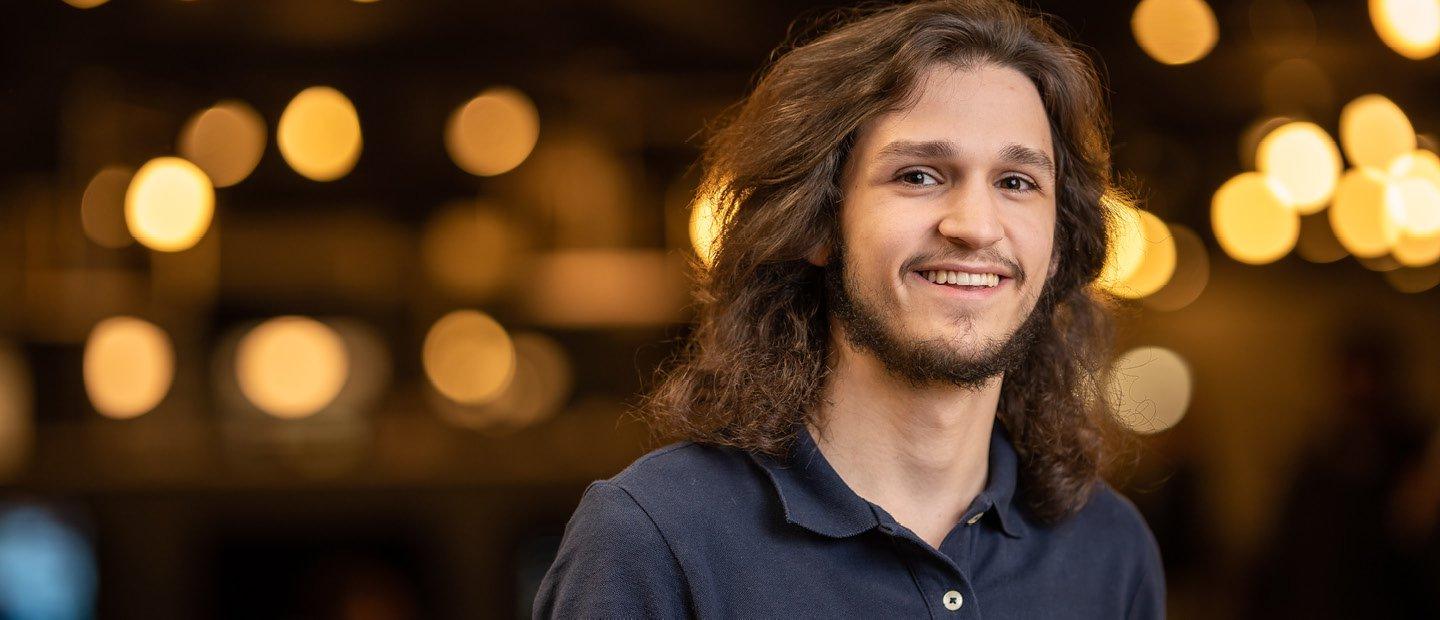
left=535, top=420, right=1165, bottom=618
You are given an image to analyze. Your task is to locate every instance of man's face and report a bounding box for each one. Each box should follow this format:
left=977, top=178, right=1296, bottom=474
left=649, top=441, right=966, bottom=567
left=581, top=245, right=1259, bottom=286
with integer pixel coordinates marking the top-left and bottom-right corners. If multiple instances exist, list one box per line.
left=824, top=62, right=1058, bottom=389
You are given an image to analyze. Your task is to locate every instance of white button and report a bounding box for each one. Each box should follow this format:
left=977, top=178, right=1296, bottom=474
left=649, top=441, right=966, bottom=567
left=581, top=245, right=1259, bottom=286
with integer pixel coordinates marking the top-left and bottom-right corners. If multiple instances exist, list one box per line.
left=942, top=590, right=963, bottom=611
left=965, top=512, right=983, bottom=525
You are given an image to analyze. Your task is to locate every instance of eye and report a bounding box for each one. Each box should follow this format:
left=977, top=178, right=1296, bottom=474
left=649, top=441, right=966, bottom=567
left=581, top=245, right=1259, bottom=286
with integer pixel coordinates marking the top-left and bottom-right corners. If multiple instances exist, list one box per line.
left=998, top=174, right=1039, bottom=193
left=896, top=169, right=940, bottom=187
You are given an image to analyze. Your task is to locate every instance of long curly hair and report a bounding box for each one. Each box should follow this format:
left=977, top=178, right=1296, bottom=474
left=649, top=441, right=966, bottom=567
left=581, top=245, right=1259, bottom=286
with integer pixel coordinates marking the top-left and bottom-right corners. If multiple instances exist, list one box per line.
left=639, top=0, right=1133, bottom=524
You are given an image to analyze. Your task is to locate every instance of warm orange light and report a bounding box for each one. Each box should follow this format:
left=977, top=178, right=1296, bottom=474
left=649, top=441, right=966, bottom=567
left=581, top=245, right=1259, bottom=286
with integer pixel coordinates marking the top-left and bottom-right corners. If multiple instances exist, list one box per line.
left=125, top=157, right=215, bottom=252
left=83, top=317, right=174, bottom=419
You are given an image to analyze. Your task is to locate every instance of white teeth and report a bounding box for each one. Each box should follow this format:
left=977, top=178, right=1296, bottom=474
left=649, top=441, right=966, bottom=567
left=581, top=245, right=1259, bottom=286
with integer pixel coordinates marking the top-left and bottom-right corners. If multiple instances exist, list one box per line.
left=920, top=270, right=1000, bottom=287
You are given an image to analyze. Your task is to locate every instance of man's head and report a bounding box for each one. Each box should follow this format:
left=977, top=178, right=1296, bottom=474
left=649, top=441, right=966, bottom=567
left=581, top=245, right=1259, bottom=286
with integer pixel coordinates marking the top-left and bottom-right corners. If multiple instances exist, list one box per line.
left=821, top=63, right=1059, bottom=390
left=645, top=0, right=1125, bottom=523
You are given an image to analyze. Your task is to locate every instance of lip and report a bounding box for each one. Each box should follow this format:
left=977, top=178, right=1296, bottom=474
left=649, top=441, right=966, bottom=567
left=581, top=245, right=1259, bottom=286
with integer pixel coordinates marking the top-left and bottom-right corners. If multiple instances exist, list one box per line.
left=909, top=270, right=1011, bottom=300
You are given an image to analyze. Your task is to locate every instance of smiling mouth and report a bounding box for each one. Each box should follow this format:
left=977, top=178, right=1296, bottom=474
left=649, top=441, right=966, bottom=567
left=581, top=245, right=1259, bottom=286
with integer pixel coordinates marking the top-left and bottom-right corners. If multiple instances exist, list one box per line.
left=914, top=269, right=1010, bottom=290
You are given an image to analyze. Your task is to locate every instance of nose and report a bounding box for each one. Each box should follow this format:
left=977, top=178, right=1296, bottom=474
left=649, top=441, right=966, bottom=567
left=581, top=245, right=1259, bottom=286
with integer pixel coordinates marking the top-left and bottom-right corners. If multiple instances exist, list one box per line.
left=935, top=178, right=1004, bottom=248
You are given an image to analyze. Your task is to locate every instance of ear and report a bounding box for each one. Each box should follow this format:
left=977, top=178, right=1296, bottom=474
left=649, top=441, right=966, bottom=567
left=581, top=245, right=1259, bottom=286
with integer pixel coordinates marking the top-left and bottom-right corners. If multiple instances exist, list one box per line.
left=806, top=243, right=831, bottom=267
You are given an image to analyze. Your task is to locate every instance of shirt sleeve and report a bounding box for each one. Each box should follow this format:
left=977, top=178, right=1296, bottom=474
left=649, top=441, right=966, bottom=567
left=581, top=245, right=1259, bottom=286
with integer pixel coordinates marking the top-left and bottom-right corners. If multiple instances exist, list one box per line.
left=1125, top=524, right=1167, bottom=620
left=533, top=480, right=692, bottom=619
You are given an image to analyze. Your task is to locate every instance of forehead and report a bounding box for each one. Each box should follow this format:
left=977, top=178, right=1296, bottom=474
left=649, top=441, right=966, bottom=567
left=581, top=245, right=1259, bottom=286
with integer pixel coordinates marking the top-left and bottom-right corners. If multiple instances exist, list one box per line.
left=855, top=62, right=1052, bottom=162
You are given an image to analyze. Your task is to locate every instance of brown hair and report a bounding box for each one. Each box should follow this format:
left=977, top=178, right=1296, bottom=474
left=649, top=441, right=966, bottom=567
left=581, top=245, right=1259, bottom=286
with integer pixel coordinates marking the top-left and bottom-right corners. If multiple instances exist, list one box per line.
left=640, top=0, right=1132, bottom=524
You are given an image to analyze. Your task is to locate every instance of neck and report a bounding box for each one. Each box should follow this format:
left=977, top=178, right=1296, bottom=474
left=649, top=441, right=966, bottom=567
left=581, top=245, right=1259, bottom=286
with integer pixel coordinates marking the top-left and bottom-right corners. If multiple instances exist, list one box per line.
left=808, top=329, right=999, bottom=546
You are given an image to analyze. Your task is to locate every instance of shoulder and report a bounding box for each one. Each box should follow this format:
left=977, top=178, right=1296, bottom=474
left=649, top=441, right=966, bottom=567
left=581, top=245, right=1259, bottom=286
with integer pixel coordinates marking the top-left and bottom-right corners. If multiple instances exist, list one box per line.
left=1066, top=481, right=1166, bottom=618
left=606, top=440, right=770, bottom=518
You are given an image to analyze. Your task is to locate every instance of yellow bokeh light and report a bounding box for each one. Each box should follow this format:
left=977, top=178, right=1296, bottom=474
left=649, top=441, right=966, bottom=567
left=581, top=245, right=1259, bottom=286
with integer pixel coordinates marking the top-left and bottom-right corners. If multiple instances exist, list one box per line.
left=62, top=0, right=109, bottom=8
left=445, top=87, right=540, bottom=177
left=1392, top=176, right=1440, bottom=236
left=1340, top=94, right=1416, bottom=169
left=125, top=156, right=215, bottom=252
left=1384, top=263, right=1440, bottom=292
left=236, top=316, right=349, bottom=419
left=423, top=310, right=515, bottom=406
left=1106, top=346, right=1193, bottom=434
left=1143, top=224, right=1209, bottom=312
left=1098, top=197, right=1147, bottom=288
left=178, top=100, right=267, bottom=188
left=1211, top=172, right=1299, bottom=264
left=83, top=316, right=174, bottom=419
left=277, top=86, right=362, bottom=182
left=1295, top=212, right=1349, bottom=263
left=1370, top=0, right=1440, bottom=59
left=81, top=166, right=134, bottom=249
left=1330, top=167, right=1403, bottom=258
left=688, top=178, right=728, bottom=267
left=421, top=201, right=524, bottom=299
left=1105, top=211, right=1177, bottom=299
left=434, top=331, right=572, bottom=432
left=1256, top=121, right=1342, bottom=214
left=1131, top=0, right=1219, bottom=65
left=1393, top=230, right=1440, bottom=266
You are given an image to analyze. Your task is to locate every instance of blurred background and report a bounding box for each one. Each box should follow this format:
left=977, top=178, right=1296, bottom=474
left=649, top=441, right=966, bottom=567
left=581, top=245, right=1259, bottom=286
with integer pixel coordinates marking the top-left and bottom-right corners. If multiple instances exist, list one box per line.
left=3, top=0, right=1440, bottom=618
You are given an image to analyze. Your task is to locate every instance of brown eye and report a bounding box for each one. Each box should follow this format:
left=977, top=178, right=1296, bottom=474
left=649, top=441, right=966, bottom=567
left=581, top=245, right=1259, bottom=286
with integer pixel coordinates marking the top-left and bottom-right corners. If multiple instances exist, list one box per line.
left=897, top=170, right=939, bottom=186
left=998, top=175, right=1038, bottom=192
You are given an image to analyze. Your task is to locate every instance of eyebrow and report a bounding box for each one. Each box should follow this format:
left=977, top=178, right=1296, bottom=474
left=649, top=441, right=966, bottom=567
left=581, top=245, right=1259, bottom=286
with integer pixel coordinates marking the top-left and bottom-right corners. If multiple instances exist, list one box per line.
left=873, top=139, right=1056, bottom=180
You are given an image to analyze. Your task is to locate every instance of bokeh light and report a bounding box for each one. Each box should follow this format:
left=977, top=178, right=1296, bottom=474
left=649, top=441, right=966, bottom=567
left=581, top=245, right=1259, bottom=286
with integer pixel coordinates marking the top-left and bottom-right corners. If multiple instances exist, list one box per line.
left=1106, top=346, right=1193, bottom=434
left=1370, top=0, right=1440, bottom=59
left=277, top=86, right=362, bottom=182
left=177, top=99, right=267, bottom=188
left=1143, top=224, right=1210, bottom=312
left=421, top=201, right=525, bottom=300
left=1098, top=197, right=1147, bottom=289
left=0, top=506, right=96, bottom=620
left=124, top=156, right=215, bottom=252
left=79, top=166, right=134, bottom=249
left=1211, top=172, right=1299, bottom=264
left=61, top=0, right=109, bottom=8
left=1295, top=212, right=1349, bottom=263
left=1383, top=262, right=1440, bottom=292
left=235, top=316, right=350, bottom=419
left=1256, top=121, right=1342, bottom=214
left=1392, top=230, right=1440, bottom=266
left=1131, top=0, right=1219, bottom=65
left=423, top=310, right=515, bottom=406
left=1340, top=94, right=1415, bottom=169
left=445, top=87, right=540, bottom=177
left=688, top=177, right=727, bottom=268
left=1329, top=167, right=1403, bottom=258
left=83, top=316, right=174, bottom=420
left=1107, top=210, right=1177, bottom=299
left=434, top=331, right=571, bottom=432
left=0, top=344, right=33, bottom=482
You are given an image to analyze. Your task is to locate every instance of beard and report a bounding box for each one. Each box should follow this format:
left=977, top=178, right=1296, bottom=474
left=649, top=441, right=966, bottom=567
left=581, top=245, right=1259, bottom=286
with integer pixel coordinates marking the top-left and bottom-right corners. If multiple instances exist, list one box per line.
left=823, top=244, right=1055, bottom=391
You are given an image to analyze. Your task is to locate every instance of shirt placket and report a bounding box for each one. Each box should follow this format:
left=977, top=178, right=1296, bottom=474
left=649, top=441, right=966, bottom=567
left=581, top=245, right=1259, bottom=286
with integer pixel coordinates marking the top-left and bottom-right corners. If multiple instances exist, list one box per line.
left=876, top=514, right=987, bottom=619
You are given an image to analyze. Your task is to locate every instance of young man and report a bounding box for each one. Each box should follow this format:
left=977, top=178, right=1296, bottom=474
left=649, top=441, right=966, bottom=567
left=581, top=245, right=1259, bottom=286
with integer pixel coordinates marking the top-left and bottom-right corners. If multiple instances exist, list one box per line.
left=535, top=1, right=1164, bottom=617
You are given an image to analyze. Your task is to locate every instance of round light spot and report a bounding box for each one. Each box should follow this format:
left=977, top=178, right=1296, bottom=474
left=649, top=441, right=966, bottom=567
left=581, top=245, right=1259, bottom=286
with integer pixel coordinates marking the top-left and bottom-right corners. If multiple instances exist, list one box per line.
left=1108, top=211, right=1177, bottom=299
left=1295, top=212, right=1349, bottom=263
left=1132, top=0, right=1220, bottom=65
left=445, top=87, right=540, bottom=177
left=1370, top=0, right=1440, bottom=59
left=1392, top=176, right=1440, bottom=236
left=1098, top=197, right=1147, bottom=288
left=423, top=310, right=515, bottom=406
left=83, top=317, right=173, bottom=419
left=434, top=331, right=571, bottom=432
left=1211, top=172, right=1300, bottom=264
left=1107, top=346, right=1193, bottom=434
left=1384, top=262, right=1440, bottom=292
left=62, top=0, right=109, bottom=8
left=80, top=166, right=134, bottom=249
left=1256, top=121, right=1342, bottom=213
left=277, top=86, right=362, bottom=182
left=1340, top=94, right=1416, bottom=169
left=1143, top=224, right=1210, bottom=312
left=178, top=100, right=267, bottom=188
left=421, top=201, right=525, bottom=300
left=235, top=316, right=349, bottom=419
left=124, top=157, right=215, bottom=252
left=688, top=177, right=728, bottom=268
left=1330, top=167, right=1403, bottom=258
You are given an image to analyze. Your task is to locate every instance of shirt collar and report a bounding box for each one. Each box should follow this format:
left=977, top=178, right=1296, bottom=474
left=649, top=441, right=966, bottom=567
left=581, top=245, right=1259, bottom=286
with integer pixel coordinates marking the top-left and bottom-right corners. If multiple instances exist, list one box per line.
left=749, top=417, right=1029, bottom=539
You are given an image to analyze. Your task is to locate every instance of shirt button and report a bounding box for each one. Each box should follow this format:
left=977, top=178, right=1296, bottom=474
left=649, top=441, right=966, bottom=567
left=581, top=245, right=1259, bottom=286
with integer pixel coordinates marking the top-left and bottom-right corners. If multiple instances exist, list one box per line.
left=942, top=590, right=963, bottom=611
left=965, top=512, right=983, bottom=525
